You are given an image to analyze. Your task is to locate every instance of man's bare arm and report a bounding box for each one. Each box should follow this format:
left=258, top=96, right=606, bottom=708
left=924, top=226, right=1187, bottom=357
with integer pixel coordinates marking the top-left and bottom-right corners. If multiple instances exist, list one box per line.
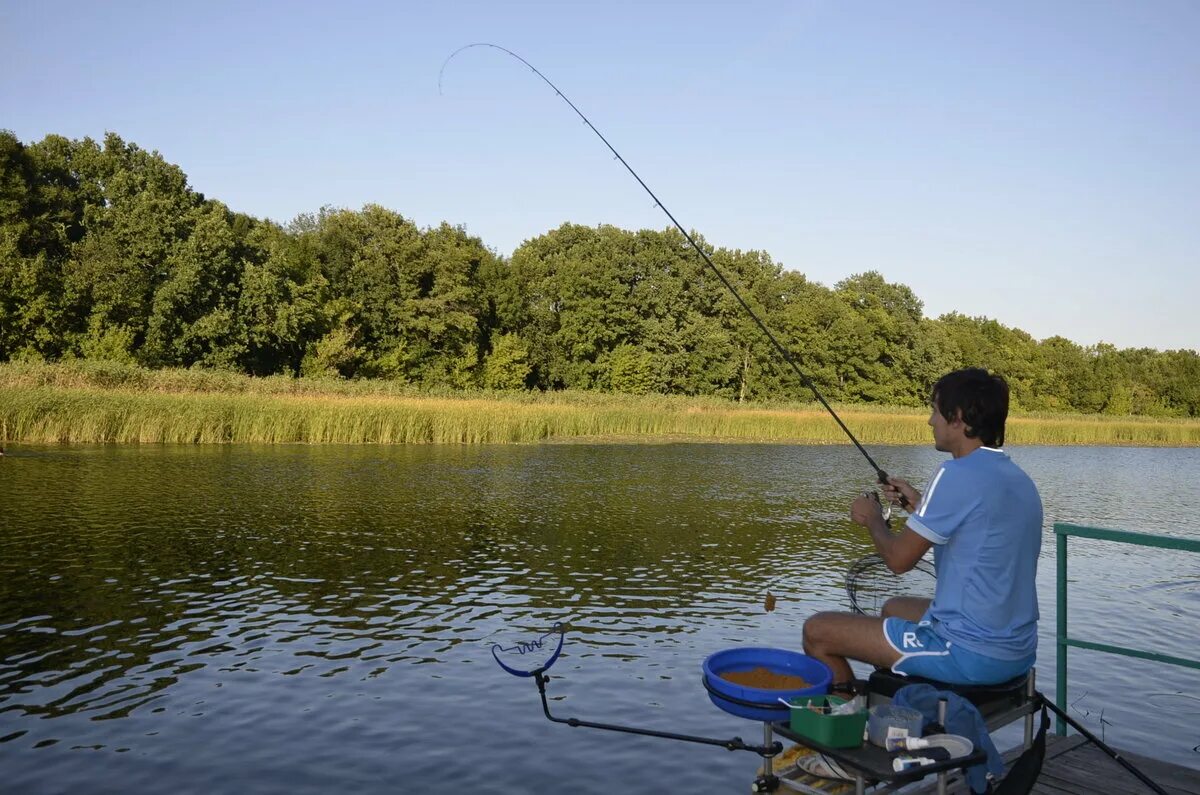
left=850, top=495, right=933, bottom=573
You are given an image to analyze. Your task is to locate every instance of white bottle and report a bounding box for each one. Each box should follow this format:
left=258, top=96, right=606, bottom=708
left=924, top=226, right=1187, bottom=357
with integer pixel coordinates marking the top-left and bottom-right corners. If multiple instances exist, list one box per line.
left=893, top=755, right=936, bottom=772
left=885, top=735, right=931, bottom=752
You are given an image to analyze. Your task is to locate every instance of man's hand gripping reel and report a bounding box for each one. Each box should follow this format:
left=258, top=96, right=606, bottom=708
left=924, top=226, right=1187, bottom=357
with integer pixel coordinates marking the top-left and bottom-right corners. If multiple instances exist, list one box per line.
left=872, top=470, right=912, bottom=526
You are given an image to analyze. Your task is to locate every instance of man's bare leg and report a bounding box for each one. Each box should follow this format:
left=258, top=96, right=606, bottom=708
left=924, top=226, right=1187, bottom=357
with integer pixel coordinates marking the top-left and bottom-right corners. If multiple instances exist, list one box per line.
left=802, top=611, right=902, bottom=685
left=881, top=597, right=931, bottom=622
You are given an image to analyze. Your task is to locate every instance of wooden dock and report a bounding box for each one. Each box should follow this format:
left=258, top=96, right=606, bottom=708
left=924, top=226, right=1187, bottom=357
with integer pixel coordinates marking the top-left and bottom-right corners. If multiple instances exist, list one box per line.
left=907, top=734, right=1200, bottom=794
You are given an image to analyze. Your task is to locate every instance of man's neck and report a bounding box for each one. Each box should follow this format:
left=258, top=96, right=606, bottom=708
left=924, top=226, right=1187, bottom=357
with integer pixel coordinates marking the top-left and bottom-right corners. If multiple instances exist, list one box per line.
left=950, top=438, right=985, bottom=459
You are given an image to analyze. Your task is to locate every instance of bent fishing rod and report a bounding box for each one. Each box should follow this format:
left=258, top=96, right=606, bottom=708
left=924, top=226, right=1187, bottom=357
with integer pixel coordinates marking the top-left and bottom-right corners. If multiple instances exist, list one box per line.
left=441, top=43, right=901, bottom=499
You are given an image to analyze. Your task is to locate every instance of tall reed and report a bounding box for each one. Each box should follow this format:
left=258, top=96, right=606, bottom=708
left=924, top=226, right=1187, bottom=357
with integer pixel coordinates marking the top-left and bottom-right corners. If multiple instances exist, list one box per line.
left=2, top=362, right=1197, bottom=446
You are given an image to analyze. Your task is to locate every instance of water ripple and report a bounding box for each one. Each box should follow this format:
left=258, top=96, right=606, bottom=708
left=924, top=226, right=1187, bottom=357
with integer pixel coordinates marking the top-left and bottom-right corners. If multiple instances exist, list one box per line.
left=1, top=443, right=1198, bottom=792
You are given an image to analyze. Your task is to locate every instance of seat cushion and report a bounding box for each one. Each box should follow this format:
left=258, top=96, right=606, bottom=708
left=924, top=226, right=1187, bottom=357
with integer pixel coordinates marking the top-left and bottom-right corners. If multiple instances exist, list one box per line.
left=867, top=667, right=1030, bottom=717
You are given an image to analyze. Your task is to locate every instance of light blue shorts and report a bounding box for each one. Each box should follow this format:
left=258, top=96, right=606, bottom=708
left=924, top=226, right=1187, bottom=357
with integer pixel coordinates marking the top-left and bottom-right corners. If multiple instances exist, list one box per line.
left=882, top=618, right=1034, bottom=685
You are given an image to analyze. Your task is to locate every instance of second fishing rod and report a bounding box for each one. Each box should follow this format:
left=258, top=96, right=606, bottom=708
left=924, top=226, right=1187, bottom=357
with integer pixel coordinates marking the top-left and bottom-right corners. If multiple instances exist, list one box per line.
left=441, top=43, right=904, bottom=502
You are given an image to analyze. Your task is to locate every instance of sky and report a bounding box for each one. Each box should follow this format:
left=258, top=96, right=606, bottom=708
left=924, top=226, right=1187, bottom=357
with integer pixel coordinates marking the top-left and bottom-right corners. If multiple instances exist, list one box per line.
left=2, top=0, right=1198, bottom=351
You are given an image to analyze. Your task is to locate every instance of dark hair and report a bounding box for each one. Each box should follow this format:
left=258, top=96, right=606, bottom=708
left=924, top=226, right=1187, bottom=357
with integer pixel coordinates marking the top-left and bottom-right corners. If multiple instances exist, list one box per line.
left=932, top=368, right=1009, bottom=447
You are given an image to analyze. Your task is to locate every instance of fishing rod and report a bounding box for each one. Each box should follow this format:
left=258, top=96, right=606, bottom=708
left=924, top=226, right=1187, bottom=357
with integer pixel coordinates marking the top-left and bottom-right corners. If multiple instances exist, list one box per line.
left=440, top=43, right=902, bottom=498
left=1040, top=697, right=1166, bottom=795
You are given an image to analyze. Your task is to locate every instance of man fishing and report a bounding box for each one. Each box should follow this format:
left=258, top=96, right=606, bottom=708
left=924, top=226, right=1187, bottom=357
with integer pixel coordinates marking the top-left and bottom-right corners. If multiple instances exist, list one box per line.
left=803, top=367, right=1043, bottom=694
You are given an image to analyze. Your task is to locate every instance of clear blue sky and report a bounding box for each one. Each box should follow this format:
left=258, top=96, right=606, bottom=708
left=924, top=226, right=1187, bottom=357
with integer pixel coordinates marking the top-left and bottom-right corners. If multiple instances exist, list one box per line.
left=3, top=1, right=1197, bottom=351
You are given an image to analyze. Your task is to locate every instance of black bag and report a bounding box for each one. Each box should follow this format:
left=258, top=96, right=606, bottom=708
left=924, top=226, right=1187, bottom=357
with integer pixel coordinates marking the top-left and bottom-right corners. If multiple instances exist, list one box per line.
left=991, top=698, right=1049, bottom=795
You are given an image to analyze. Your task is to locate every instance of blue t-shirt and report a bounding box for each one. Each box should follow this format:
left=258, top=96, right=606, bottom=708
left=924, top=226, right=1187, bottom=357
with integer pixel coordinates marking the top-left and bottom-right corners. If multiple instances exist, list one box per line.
left=906, top=447, right=1043, bottom=661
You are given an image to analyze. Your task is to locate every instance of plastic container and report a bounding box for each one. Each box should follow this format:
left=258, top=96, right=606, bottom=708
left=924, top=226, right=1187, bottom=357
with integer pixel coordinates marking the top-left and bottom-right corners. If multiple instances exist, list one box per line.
left=786, top=695, right=868, bottom=748
left=702, top=647, right=832, bottom=722
left=867, top=704, right=923, bottom=747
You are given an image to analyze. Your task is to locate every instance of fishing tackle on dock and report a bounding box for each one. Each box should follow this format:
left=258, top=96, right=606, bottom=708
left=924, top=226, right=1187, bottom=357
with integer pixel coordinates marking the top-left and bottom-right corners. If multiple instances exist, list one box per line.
left=487, top=623, right=785, bottom=761
left=439, top=43, right=905, bottom=504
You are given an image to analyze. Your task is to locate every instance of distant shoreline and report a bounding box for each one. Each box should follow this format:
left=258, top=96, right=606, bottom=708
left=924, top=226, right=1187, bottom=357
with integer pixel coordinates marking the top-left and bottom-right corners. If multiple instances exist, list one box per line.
left=3, top=362, right=1198, bottom=447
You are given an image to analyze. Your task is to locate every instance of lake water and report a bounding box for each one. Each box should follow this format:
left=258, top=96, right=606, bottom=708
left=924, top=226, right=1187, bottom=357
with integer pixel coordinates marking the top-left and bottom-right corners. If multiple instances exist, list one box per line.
left=1, top=443, right=1197, bottom=793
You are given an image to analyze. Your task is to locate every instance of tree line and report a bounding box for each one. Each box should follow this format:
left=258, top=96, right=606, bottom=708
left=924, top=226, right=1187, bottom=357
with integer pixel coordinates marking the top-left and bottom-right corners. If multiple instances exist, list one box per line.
left=2, top=130, right=1197, bottom=416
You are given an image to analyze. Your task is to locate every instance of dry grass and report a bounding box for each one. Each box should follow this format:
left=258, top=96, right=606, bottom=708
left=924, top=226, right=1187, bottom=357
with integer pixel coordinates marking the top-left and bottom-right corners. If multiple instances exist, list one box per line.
left=1, top=361, right=1197, bottom=446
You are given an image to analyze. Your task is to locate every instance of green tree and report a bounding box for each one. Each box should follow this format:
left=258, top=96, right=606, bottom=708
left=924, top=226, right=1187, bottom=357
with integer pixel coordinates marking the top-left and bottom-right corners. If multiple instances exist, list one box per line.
left=1035, top=336, right=1091, bottom=411
left=708, top=246, right=788, bottom=402
left=6, top=129, right=1200, bottom=419
left=832, top=271, right=926, bottom=404
left=509, top=223, right=642, bottom=389
left=300, top=311, right=361, bottom=379
left=306, top=207, right=490, bottom=384
left=61, top=133, right=203, bottom=360
left=482, top=332, right=531, bottom=390
left=142, top=203, right=242, bottom=367
left=0, top=131, right=96, bottom=360
left=235, top=222, right=324, bottom=376
left=1157, top=349, right=1200, bottom=417
left=607, top=343, right=657, bottom=395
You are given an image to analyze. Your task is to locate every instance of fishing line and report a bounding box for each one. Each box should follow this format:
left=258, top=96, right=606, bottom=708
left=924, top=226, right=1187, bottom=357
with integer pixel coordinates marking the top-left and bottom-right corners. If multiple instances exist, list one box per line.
left=439, top=43, right=900, bottom=494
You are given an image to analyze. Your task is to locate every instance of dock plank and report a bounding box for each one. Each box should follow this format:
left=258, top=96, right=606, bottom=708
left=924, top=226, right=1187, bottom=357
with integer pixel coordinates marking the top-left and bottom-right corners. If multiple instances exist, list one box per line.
left=906, top=734, right=1200, bottom=794
left=1046, top=743, right=1200, bottom=795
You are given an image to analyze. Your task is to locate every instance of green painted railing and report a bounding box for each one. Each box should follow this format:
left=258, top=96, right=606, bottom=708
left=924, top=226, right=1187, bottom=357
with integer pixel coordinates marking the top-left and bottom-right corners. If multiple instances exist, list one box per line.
left=1055, top=522, right=1200, bottom=735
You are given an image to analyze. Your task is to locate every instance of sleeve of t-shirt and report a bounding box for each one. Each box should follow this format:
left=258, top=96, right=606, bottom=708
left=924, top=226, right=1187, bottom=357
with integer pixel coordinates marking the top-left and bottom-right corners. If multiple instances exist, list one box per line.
left=906, top=463, right=977, bottom=545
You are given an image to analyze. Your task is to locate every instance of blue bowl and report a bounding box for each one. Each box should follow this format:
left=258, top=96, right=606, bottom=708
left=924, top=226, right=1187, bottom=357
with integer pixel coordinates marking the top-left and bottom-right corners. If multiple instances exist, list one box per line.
left=703, top=647, right=832, bottom=722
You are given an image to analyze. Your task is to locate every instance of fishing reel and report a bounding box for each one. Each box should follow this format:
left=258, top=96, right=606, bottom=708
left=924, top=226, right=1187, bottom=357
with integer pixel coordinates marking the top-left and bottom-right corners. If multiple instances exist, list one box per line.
left=862, top=488, right=893, bottom=524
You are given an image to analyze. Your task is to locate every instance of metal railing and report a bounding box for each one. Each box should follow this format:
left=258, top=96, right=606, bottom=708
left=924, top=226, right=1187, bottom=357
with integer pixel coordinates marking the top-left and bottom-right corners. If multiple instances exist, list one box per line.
left=1055, top=522, right=1200, bottom=735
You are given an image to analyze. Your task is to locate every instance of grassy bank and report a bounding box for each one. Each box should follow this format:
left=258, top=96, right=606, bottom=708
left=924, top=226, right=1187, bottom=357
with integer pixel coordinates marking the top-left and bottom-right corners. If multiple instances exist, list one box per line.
left=2, top=361, right=1198, bottom=446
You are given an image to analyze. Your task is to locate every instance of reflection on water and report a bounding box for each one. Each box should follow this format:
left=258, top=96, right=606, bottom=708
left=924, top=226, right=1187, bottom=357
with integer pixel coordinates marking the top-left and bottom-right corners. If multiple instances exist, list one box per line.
left=0, top=444, right=1197, bottom=792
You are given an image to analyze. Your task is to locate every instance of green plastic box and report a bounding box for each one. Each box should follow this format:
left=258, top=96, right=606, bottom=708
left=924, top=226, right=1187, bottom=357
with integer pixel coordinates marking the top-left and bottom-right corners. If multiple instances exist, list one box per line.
left=786, top=695, right=868, bottom=748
